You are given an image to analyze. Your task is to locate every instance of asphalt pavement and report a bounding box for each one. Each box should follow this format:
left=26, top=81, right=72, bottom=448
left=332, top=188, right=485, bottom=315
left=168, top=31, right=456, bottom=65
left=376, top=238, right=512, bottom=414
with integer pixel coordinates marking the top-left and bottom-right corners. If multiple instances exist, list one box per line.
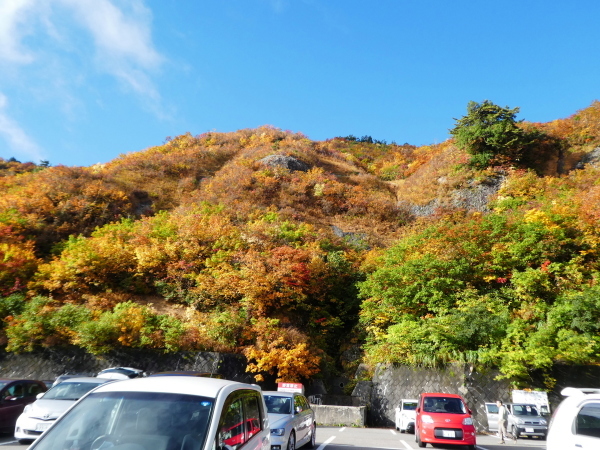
left=0, top=428, right=548, bottom=450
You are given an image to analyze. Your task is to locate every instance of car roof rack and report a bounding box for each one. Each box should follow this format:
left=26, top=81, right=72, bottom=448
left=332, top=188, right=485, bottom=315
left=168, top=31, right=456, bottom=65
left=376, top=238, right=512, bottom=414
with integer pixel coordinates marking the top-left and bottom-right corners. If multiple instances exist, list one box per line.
left=560, top=387, right=600, bottom=397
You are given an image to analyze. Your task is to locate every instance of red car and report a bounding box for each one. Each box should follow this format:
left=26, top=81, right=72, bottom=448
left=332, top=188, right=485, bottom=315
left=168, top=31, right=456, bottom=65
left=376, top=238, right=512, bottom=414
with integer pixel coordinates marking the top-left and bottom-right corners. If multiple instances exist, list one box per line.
left=415, top=392, right=476, bottom=449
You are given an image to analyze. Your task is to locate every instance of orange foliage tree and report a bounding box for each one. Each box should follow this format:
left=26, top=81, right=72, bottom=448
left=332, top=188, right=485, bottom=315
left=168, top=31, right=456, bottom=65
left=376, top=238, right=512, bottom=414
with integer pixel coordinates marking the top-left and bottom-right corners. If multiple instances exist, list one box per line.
left=243, top=318, right=322, bottom=382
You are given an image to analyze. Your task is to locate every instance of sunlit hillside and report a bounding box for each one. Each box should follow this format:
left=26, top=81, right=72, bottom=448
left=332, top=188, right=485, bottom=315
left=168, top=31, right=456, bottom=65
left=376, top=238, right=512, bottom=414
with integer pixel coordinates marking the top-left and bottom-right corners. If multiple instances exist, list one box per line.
left=1, top=101, right=599, bottom=385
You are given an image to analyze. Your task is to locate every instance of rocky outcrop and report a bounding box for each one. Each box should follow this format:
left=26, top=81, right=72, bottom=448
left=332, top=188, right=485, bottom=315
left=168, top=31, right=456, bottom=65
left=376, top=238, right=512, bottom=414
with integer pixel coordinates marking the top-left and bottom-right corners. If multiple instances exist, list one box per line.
left=575, top=146, right=600, bottom=169
left=258, top=154, right=310, bottom=172
left=408, top=174, right=506, bottom=217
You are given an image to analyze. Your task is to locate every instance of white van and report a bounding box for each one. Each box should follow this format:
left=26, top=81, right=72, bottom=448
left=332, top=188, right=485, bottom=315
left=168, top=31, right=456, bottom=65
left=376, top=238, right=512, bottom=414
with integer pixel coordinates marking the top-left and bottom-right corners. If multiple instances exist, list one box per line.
left=395, top=399, right=418, bottom=433
left=547, top=387, right=600, bottom=450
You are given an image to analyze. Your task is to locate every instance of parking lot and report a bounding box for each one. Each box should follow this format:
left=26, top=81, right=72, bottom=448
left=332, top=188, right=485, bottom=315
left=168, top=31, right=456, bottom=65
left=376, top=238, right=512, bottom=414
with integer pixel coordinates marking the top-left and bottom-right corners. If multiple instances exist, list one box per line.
left=313, top=427, right=547, bottom=450
left=0, top=425, right=548, bottom=450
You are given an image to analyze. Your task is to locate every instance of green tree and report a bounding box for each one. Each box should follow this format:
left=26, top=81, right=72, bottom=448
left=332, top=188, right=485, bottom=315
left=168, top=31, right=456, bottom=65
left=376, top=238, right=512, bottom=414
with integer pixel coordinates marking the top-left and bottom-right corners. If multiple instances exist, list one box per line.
left=450, top=100, right=537, bottom=168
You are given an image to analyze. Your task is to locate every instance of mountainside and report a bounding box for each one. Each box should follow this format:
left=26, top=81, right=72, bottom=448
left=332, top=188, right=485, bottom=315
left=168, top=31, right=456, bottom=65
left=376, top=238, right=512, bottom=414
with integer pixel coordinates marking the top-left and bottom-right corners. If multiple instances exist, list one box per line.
left=1, top=101, right=600, bottom=385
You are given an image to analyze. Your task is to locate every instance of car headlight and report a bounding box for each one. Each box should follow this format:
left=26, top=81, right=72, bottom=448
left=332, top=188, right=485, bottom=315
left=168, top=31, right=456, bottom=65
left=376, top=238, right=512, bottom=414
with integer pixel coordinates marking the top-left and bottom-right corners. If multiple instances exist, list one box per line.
left=515, top=418, right=525, bottom=425
left=271, top=428, right=285, bottom=436
left=421, top=415, right=434, bottom=423
left=462, top=417, right=473, bottom=425
left=23, top=404, right=32, bottom=414
left=540, top=419, right=547, bottom=425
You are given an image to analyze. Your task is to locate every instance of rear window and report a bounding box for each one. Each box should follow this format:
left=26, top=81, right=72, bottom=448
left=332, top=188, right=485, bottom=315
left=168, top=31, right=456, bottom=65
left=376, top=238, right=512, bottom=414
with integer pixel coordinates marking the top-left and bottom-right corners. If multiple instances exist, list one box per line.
left=403, top=401, right=418, bottom=410
left=264, top=395, right=292, bottom=415
left=512, top=404, right=539, bottom=416
left=422, top=396, right=467, bottom=414
left=43, top=382, right=103, bottom=401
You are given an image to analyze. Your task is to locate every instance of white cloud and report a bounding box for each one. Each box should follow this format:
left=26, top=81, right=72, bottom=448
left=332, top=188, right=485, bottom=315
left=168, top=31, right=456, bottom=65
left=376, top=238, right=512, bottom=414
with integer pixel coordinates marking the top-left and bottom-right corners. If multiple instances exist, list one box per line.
left=0, top=0, right=164, bottom=101
left=61, top=0, right=164, bottom=98
left=0, top=92, right=44, bottom=162
left=0, top=0, right=38, bottom=64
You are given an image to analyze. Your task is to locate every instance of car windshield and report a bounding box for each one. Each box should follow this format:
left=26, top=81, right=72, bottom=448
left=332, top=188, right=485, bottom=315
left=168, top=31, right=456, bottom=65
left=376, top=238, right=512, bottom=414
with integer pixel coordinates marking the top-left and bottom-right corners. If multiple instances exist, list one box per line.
left=403, top=402, right=418, bottom=410
left=513, top=405, right=539, bottom=416
left=264, top=395, right=292, bottom=414
left=31, top=391, right=214, bottom=450
left=42, top=382, right=104, bottom=401
left=422, top=397, right=467, bottom=414
left=0, top=381, right=8, bottom=390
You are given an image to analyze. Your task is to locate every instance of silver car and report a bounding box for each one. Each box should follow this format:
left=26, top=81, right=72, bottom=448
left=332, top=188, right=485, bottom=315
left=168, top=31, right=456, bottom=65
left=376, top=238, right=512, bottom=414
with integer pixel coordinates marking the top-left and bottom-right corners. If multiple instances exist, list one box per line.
left=263, top=391, right=316, bottom=450
left=14, top=377, right=112, bottom=443
left=506, top=403, right=548, bottom=439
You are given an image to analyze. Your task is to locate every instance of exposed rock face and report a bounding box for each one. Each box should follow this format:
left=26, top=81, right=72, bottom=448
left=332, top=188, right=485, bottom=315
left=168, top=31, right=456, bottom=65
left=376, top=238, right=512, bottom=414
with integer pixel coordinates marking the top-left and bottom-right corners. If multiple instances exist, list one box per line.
left=575, top=147, right=600, bottom=169
left=258, top=154, right=310, bottom=172
left=331, top=225, right=370, bottom=249
left=408, top=174, right=506, bottom=217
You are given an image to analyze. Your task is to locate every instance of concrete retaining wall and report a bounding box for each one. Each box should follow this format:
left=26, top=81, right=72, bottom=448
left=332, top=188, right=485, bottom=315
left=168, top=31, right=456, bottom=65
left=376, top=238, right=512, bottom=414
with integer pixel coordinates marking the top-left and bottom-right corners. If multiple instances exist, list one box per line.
left=364, top=363, right=510, bottom=432
left=312, top=404, right=366, bottom=427
left=0, top=347, right=254, bottom=384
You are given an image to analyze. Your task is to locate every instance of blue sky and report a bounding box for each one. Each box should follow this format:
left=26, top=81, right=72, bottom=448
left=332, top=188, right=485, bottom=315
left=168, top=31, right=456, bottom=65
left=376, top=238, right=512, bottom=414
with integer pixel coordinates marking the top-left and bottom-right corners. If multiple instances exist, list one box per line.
left=0, top=0, right=598, bottom=167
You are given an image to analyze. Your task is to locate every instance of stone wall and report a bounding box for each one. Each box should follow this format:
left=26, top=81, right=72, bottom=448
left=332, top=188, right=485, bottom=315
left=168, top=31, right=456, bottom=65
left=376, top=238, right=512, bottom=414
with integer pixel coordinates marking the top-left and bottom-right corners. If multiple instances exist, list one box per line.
left=355, top=362, right=600, bottom=431
left=0, top=347, right=253, bottom=384
left=2, top=348, right=598, bottom=432
left=358, top=363, right=512, bottom=431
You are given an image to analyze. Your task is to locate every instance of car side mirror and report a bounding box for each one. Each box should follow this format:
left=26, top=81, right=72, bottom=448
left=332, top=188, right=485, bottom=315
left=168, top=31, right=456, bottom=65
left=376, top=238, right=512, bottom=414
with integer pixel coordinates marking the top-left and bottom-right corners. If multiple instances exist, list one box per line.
left=36, top=393, right=44, bottom=399
left=416, top=407, right=420, bottom=413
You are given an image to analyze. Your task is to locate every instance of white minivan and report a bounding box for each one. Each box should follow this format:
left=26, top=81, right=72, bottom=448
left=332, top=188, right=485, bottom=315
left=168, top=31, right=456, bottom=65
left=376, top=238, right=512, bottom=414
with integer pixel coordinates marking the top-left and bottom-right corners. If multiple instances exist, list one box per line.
left=27, top=376, right=271, bottom=450
left=547, top=387, right=600, bottom=450
left=395, top=399, right=418, bottom=433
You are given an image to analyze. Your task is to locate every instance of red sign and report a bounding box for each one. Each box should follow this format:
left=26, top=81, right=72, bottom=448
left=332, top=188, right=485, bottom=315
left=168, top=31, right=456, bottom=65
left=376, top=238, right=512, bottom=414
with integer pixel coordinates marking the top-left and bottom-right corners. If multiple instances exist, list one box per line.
left=277, top=382, right=304, bottom=393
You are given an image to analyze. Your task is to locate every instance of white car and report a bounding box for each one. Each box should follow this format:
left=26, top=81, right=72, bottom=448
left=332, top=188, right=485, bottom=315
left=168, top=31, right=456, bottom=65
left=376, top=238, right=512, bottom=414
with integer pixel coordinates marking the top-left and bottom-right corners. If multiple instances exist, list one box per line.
left=14, top=377, right=112, bottom=443
left=263, top=391, right=316, bottom=450
left=547, top=387, right=600, bottom=450
left=96, top=367, right=146, bottom=379
left=27, top=376, right=271, bottom=450
left=395, top=399, right=417, bottom=433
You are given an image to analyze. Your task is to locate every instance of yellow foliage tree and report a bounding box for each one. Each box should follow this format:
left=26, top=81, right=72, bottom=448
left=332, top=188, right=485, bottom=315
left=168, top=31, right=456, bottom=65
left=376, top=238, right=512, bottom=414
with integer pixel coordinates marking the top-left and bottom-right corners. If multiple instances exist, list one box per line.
left=243, top=318, right=321, bottom=382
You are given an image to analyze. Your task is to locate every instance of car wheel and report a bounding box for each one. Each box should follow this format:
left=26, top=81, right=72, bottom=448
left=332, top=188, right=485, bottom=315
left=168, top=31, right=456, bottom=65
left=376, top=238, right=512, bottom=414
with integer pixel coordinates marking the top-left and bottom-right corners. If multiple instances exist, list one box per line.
left=287, top=431, right=296, bottom=450
left=511, top=425, right=519, bottom=439
left=18, top=440, right=33, bottom=445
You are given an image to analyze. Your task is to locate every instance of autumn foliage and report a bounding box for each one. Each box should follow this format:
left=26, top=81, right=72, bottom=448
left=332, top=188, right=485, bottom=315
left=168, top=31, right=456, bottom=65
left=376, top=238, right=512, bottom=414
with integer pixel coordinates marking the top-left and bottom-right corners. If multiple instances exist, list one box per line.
left=1, top=102, right=600, bottom=385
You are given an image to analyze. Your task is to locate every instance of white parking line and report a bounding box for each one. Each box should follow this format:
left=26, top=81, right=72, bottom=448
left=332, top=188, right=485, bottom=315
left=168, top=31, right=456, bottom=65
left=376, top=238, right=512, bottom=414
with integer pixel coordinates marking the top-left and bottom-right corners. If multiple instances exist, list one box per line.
left=317, top=436, right=336, bottom=450
left=399, top=439, right=412, bottom=449
left=0, top=442, right=18, bottom=446
left=390, top=429, right=397, bottom=435
left=339, top=427, right=346, bottom=432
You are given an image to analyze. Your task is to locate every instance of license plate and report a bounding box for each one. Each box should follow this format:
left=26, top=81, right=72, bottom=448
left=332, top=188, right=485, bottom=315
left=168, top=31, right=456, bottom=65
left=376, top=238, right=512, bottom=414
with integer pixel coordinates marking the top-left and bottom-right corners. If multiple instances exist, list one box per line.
left=442, top=430, right=456, bottom=438
left=525, top=427, right=534, bottom=433
left=36, top=423, right=52, bottom=432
